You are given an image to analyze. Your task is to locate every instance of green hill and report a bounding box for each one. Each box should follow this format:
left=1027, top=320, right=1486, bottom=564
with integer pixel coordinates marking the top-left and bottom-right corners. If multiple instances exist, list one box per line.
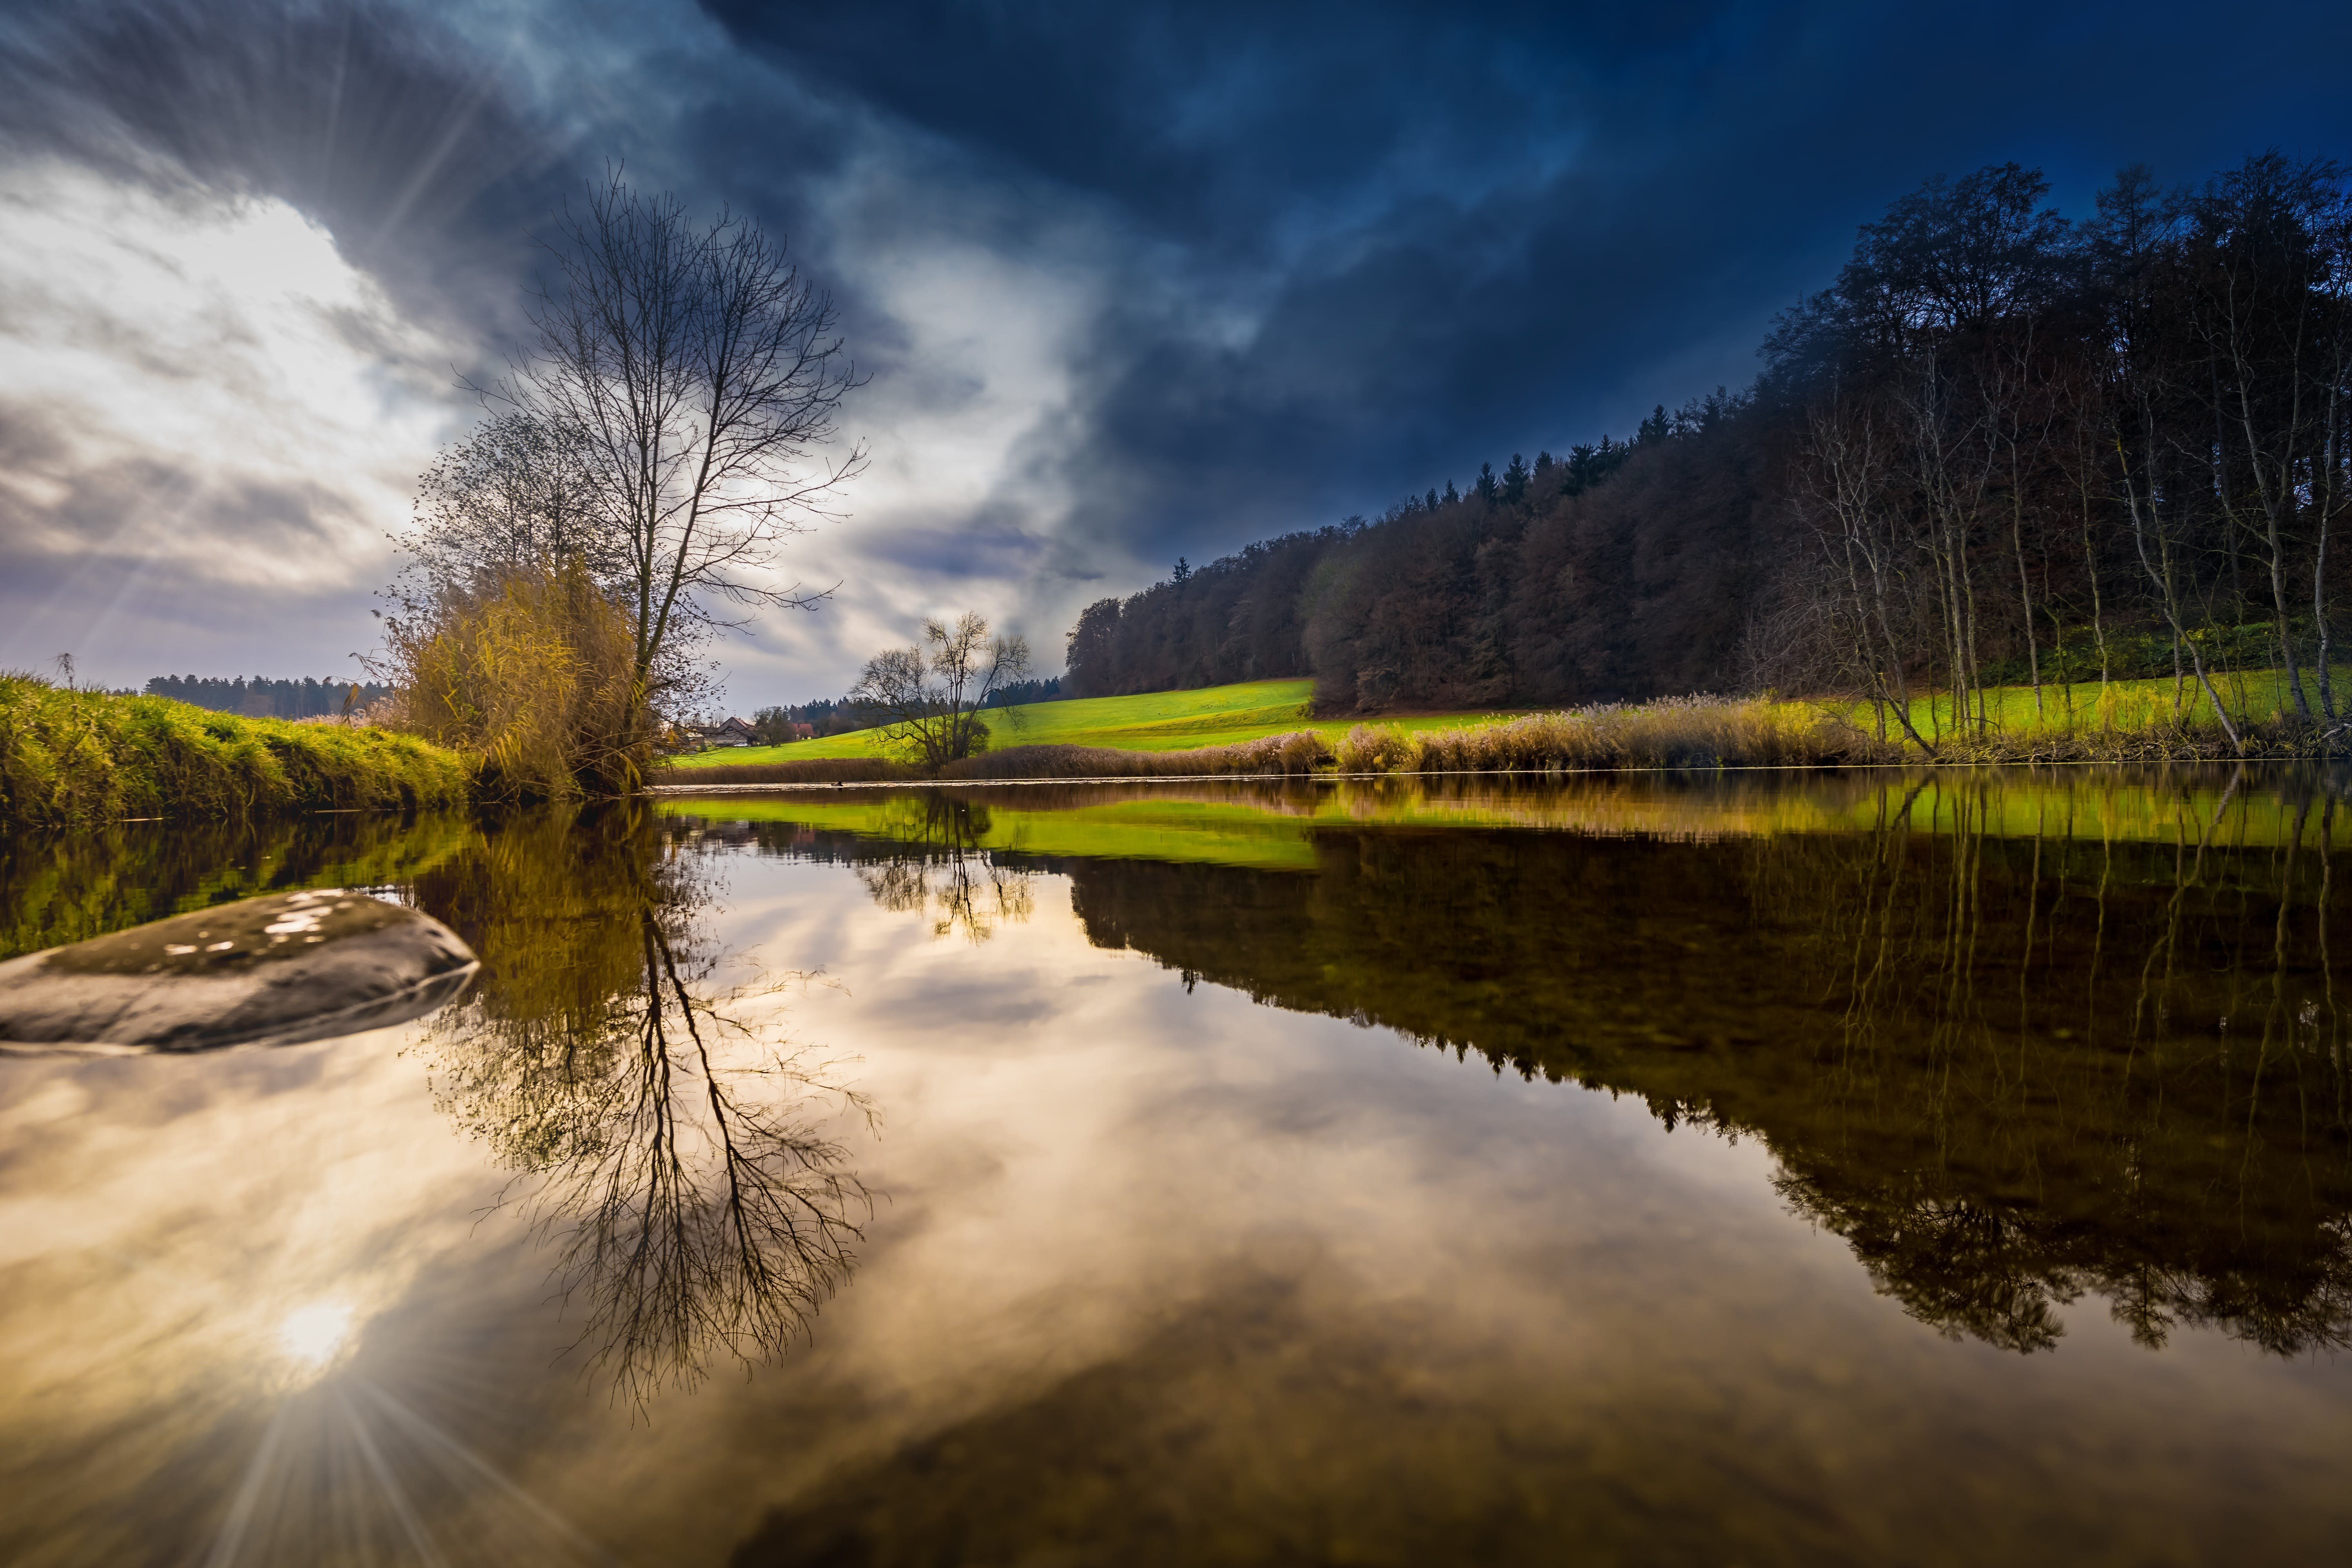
left=672, top=664, right=2350, bottom=775
left=671, top=679, right=1530, bottom=768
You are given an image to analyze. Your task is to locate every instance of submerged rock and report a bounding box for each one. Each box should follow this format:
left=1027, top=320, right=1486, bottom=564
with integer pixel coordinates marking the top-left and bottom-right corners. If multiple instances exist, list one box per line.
left=0, top=888, right=478, bottom=1053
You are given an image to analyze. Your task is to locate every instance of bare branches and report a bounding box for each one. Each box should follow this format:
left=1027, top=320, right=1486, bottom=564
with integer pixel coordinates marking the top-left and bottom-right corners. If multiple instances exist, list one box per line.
left=488, top=171, right=864, bottom=770
left=388, top=413, right=615, bottom=617
left=847, top=612, right=1031, bottom=773
left=851, top=795, right=1036, bottom=942
left=535, top=910, right=869, bottom=1401
left=415, top=812, right=871, bottom=1405
left=1760, top=155, right=2352, bottom=750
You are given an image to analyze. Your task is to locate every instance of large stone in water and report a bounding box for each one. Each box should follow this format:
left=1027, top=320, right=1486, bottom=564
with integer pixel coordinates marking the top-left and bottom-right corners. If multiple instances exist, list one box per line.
left=0, top=888, right=478, bottom=1053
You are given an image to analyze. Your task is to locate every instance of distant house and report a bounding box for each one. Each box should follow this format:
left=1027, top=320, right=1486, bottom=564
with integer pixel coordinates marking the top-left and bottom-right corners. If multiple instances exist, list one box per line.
left=682, top=716, right=759, bottom=750
left=787, top=722, right=815, bottom=741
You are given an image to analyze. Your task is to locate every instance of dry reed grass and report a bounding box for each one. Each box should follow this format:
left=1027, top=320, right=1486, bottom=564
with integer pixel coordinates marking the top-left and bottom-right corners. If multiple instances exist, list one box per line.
left=1336, top=697, right=1898, bottom=773
left=1927, top=715, right=2336, bottom=764
left=652, top=702, right=1886, bottom=788
left=947, top=731, right=1336, bottom=778
left=656, top=730, right=1341, bottom=787
left=378, top=561, right=648, bottom=800
left=661, top=756, right=924, bottom=786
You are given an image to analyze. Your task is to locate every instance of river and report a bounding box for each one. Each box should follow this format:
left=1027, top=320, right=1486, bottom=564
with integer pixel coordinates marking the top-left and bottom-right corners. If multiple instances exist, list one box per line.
left=3, top=767, right=2348, bottom=1564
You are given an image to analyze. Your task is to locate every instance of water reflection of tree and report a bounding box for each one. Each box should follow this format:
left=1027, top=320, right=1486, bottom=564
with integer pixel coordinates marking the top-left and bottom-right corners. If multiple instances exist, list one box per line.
left=850, top=794, right=1034, bottom=942
left=1060, top=768, right=2352, bottom=1357
left=1755, top=769, right=2352, bottom=1356
left=410, top=805, right=869, bottom=1401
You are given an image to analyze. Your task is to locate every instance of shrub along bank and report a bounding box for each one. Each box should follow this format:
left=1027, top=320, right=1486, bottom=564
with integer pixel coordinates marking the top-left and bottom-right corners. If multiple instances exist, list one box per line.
left=0, top=675, right=470, bottom=828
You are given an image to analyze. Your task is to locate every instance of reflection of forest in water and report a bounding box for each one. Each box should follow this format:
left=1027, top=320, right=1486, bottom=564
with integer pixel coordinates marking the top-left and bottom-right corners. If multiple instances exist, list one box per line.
left=728, top=774, right=2352, bottom=1357
left=11, top=772, right=2349, bottom=1368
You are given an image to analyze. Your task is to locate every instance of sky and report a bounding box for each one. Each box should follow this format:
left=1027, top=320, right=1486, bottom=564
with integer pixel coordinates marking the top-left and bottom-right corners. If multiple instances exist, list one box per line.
left=4, top=0, right=2352, bottom=704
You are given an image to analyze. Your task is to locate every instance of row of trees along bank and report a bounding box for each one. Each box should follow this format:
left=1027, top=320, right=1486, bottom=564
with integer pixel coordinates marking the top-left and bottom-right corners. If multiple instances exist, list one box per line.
left=1064, top=156, right=2352, bottom=750
left=142, top=675, right=390, bottom=719
left=375, top=175, right=860, bottom=801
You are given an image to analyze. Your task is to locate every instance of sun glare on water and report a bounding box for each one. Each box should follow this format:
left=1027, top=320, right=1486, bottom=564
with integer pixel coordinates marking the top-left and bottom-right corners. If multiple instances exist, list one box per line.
left=276, top=1301, right=356, bottom=1370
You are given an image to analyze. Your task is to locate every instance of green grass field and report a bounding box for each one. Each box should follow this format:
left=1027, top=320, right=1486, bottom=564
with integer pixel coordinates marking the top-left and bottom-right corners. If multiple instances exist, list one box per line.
left=670, top=663, right=2352, bottom=776
left=669, top=679, right=1531, bottom=768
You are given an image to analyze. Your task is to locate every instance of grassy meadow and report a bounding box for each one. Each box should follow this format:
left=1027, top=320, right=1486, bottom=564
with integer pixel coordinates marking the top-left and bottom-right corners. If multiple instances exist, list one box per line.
left=0, top=675, right=471, bottom=828
left=666, top=679, right=1530, bottom=766
left=664, top=664, right=2352, bottom=786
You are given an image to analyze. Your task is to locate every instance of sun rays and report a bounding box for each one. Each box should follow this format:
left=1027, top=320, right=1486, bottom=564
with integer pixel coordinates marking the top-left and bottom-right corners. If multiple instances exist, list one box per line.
left=202, top=1368, right=615, bottom=1567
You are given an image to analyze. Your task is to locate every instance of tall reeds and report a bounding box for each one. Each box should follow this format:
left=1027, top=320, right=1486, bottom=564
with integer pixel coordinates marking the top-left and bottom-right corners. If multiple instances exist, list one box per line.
left=1336, top=697, right=1898, bottom=773
left=951, top=731, right=1336, bottom=779
left=658, top=731, right=1340, bottom=788
left=654, top=702, right=1889, bottom=788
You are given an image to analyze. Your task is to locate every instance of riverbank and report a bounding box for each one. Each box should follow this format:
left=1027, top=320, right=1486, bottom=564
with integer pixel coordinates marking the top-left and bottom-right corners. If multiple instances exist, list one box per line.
left=655, top=692, right=2348, bottom=789
left=0, top=676, right=470, bottom=828
left=664, top=679, right=1529, bottom=768
left=655, top=699, right=1883, bottom=785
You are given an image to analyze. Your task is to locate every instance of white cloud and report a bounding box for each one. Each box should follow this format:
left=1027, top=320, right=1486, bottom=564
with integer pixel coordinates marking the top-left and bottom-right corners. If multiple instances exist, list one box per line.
left=0, top=0, right=1221, bottom=701
left=0, top=158, right=472, bottom=680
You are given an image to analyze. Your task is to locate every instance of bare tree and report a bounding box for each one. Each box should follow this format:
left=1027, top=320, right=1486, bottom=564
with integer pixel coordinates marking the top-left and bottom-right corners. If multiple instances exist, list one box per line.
left=2114, top=395, right=2242, bottom=750
left=2179, top=155, right=2352, bottom=720
left=377, top=411, right=703, bottom=796
left=1795, top=395, right=1939, bottom=752
left=397, top=412, right=609, bottom=584
left=848, top=612, right=1031, bottom=772
left=493, top=171, right=864, bottom=781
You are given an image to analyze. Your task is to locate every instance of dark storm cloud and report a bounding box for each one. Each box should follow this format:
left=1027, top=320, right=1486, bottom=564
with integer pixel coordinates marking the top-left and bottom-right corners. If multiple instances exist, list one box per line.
left=7, top=0, right=2352, bottom=689
left=708, top=0, right=2352, bottom=571
left=704, top=0, right=1731, bottom=246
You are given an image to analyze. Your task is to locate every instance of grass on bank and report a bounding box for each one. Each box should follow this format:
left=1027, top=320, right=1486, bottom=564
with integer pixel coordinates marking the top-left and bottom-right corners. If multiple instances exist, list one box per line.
left=665, top=679, right=1531, bottom=766
left=660, top=697, right=1889, bottom=787
left=666, top=663, right=2352, bottom=788
left=660, top=675, right=2352, bottom=791
left=1857, top=665, right=2350, bottom=750
left=0, top=675, right=472, bottom=828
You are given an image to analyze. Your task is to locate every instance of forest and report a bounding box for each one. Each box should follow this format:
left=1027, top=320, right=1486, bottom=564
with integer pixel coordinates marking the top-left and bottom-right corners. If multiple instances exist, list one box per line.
left=1063, top=154, right=2352, bottom=739
left=143, top=674, right=390, bottom=719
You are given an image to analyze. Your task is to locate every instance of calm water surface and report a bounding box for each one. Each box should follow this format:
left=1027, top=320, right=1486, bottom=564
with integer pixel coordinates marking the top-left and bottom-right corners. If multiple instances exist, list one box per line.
left=3, top=768, right=2350, bottom=1564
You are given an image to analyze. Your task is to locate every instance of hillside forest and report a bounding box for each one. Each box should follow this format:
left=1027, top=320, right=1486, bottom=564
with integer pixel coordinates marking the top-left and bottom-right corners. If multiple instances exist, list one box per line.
left=1063, top=154, right=2352, bottom=740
